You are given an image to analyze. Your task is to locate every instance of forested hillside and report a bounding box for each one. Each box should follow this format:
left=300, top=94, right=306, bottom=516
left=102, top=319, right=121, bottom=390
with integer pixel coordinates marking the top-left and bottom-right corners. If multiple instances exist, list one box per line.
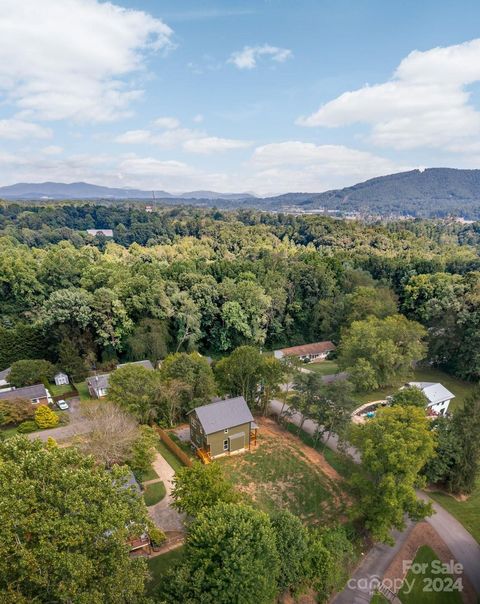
left=1, top=203, right=480, bottom=380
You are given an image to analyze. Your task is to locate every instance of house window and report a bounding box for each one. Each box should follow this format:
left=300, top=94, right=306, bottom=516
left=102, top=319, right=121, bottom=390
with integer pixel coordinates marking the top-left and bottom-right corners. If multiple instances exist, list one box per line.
left=223, top=440, right=229, bottom=451
left=224, top=428, right=229, bottom=433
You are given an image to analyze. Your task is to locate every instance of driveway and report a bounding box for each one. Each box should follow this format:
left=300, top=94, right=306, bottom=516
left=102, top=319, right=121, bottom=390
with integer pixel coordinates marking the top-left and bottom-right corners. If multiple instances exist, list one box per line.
left=147, top=452, right=185, bottom=532
left=269, top=399, right=480, bottom=598
left=27, top=397, right=94, bottom=442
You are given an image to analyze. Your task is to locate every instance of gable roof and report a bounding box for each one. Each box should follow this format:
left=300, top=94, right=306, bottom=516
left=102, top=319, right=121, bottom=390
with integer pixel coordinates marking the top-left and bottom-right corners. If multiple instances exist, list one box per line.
left=0, top=367, right=11, bottom=382
left=54, top=371, right=68, bottom=378
left=117, top=360, right=154, bottom=371
left=276, top=341, right=336, bottom=357
left=408, top=382, right=455, bottom=406
left=0, top=383, right=48, bottom=401
left=86, top=374, right=110, bottom=391
left=189, top=396, right=254, bottom=435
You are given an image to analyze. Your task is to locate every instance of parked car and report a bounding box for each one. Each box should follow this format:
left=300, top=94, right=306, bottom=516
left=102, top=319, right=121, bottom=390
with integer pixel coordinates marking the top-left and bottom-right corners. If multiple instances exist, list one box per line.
left=57, top=399, right=69, bottom=410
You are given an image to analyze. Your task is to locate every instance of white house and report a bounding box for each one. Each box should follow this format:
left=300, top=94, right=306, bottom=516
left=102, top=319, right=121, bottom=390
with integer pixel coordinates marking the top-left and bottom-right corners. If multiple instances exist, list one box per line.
left=407, top=382, right=455, bottom=415
left=54, top=372, right=69, bottom=386
left=0, top=367, right=11, bottom=389
left=87, top=229, right=114, bottom=237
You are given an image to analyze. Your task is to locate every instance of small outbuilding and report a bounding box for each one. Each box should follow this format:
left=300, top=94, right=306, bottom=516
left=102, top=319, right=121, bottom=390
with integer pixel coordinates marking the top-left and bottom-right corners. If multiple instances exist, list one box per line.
left=54, top=372, right=69, bottom=386
left=188, top=396, right=257, bottom=462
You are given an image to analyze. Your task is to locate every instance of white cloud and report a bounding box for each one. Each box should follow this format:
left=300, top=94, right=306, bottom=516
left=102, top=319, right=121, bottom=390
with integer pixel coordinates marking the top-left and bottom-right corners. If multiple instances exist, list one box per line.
left=183, top=136, right=251, bottom=154
left=193, top=114, right=204, bottom=123
left=0, top=0, right=173, bottom=122
left=229, top=44, right=292, bottom=69
left=41, top=145, right=63, bottom=155
left=0, top=119, right=51, bottom=139
left=297, top=38, right=480, bottom=151
left=153, top=116, right=180, bottom=129
left=115, top=118, right=251, bottom=154
left=249, top=141, right=406, bottom=194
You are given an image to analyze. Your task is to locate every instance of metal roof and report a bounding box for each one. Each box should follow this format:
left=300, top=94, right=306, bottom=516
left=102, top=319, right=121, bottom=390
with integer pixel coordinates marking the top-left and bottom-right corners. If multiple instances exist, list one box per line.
left=0, top=383, right=48, bottom=401
left=190, top=396, right=254, bottom=435
left=408, top=382, right=455, bottom=406
left=117, top=360, right=154, bottom=370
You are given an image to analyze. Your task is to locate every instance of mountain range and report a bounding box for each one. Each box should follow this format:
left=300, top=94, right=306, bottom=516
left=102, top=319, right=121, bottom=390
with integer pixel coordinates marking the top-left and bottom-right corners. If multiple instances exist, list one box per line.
left=1, top=168, right=480, bottom=218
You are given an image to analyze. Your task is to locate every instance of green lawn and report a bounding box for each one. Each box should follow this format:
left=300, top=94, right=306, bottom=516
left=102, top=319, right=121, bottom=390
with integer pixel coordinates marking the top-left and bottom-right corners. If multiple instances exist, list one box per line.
left=134, top=465, right=159, bottom=483
left=219, top=431, right=347, bottom=524
left=428, top=478, right=480, bottom=544
left=284, top=421, right=357, bottom=481
left=146, top=546, right=185, bottom=595
left=73, top=381, right=95, bottom=402
left=354, top=367, right=475, bottom=412
left=370, top=595, right=389, bottom=604
left=307, top=360, right=340, bottom=376
left=143, top=480, right=166, bottom=506
left=398, top=546, right=463, bottom=604
left=156, top=440, right=184, bottom=473
left=48, top=383, right=74, bottom=397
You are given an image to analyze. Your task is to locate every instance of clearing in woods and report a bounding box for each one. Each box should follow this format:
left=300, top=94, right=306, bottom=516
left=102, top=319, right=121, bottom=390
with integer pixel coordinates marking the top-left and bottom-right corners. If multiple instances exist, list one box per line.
left=218, top=417, right=350, bottom=524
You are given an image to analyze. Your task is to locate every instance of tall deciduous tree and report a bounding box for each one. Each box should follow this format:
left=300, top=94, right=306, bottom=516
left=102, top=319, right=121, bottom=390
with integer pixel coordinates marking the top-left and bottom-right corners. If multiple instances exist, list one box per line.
left=9, top=359, right=55, bottom=387
left=351, top=405, right=436, bottom=543
left=160, top=352, right=216, bottom=410
left=0, top=437, right=151, bottom=603
left=214, top=346, right=266, bottom=408
left=171, top=463, right=237, bottom=517
left=338, top=315, right=427, bottom=391
left=161, top=503, right=280, bottom=604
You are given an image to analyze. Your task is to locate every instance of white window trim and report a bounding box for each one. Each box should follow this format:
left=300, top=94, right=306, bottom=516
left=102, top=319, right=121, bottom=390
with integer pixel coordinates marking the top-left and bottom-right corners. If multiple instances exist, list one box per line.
left=223, top=439, right=229, bottom=451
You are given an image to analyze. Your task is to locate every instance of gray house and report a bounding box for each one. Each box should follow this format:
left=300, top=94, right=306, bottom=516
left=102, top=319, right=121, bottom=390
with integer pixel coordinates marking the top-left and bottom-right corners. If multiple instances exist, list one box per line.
left=0, top=383, right=53, bottom=405
left=188, top=396, right=257, bottom=462
left=86, top=374, right=110, bottom=398
left=117, top=360, right=154, bottom=371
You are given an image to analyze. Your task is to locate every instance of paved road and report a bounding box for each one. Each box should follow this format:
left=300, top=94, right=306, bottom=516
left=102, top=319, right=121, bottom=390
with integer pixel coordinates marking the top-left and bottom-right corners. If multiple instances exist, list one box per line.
left=27, top=397, right=94, bottom=442
left=147, top=452, right=185, bottom=532
left=269, top=399, right=480, bottom=598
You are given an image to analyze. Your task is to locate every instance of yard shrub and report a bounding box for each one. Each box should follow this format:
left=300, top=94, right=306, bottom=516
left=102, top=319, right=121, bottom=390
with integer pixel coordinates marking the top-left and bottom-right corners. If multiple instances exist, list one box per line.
left=34, top=405, right=59, bottom=429
left=0, top=399, right=34, bottom=426
left=17, top=420, right=38, bottom=434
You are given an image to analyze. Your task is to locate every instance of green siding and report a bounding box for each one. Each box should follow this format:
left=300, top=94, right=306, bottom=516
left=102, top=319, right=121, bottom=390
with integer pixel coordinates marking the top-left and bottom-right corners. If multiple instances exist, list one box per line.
left=207, top=421, right=251, bottom=457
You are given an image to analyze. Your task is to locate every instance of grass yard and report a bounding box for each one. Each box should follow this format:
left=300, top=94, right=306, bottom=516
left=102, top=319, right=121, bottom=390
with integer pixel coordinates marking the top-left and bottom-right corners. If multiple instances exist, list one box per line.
left=307, top=360, right=340, bottom=376
left=48, top=383, right=73, bottom=397
left=398, top=546, right=463, bottom=604
left=370, top=595, right=389, bottom=604
left=354, top=367, right=475, bottom=412
left=73, top=381, right=95, bottom=402
left=147, top=546, right=185, bottom=595
left=284, top=421, right=357, bottom=481
left=428, top=478, right=480, bottom=544
left=134, top=465, right=159, bottom=483
left=143, top=480, right=166, bottom=506
left=156, top=440, right=184, bottom=473
left=219, top=419, right=349, bottom=524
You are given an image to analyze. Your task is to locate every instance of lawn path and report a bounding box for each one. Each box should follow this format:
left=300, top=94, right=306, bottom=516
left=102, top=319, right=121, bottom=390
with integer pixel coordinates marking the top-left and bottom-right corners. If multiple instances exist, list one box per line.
left=147, top=451, right=185, bottom=533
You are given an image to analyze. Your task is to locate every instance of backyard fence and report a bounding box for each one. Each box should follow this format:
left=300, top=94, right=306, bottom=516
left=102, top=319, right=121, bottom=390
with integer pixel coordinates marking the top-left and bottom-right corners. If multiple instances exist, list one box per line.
left=155, top=426, right=192, bottom=467
left=52, top=389, right=78, bottom=403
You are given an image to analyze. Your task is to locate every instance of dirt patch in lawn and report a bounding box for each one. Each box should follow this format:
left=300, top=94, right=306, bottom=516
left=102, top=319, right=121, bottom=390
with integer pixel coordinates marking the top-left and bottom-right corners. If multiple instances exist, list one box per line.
left=219, top=417, right=349, bottom=524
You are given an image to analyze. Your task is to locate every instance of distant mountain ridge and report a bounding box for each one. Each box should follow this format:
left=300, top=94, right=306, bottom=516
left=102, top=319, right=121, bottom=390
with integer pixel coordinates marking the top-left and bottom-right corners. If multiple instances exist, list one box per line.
left=0, top=181, right=256, bottom=201
left=1, top=168, right=480, bottom=218
left=261, top=168, right=480, bottom=217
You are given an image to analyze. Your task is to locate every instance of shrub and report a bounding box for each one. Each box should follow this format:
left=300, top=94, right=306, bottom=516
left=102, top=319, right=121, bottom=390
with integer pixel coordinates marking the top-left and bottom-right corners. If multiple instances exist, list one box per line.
left=17, top=420, right=38, bottom=434
left=34, top=405, right=59, bottom=429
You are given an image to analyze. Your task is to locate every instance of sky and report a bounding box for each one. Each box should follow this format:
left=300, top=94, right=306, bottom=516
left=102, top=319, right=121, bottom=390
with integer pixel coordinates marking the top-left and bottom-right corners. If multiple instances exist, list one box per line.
left=2, top=0, right=480, bottom=195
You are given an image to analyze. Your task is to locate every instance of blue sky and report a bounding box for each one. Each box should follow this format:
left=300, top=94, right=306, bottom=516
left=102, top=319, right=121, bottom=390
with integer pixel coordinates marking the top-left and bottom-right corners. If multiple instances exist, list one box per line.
left=2, top=0, right=480, bottom=195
